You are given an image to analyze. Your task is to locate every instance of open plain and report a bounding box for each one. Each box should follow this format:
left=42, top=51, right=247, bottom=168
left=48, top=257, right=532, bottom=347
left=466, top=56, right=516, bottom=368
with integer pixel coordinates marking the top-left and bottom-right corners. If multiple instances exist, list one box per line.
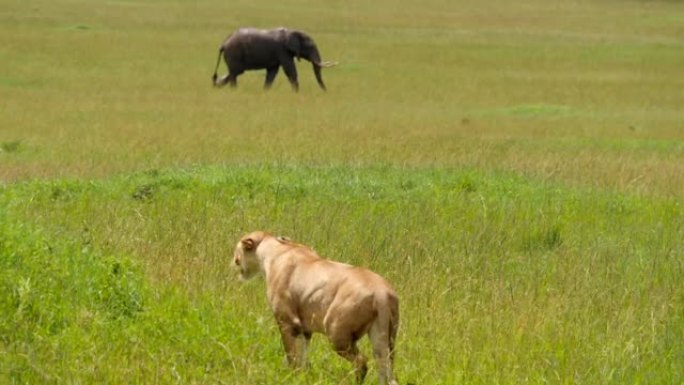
left=1, top=0, right=683, bottom=384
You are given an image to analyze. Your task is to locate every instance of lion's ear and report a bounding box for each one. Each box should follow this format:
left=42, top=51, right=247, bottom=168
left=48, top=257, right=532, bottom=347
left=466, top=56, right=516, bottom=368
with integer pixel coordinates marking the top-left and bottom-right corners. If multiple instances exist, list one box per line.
left=241, top=237, right=256, bottom=251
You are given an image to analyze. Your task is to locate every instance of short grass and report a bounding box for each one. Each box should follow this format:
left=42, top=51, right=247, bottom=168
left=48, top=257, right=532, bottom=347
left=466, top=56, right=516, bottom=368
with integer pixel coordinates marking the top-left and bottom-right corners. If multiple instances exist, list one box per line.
left=1, top=0, right=683, bottom=195
left=1, top=0, right=683, bottom=384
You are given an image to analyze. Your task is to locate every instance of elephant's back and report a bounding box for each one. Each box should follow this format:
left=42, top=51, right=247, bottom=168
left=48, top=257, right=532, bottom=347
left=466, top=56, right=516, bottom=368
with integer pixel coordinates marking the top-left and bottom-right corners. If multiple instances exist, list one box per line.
left=223, top=27, right=279, bottom=47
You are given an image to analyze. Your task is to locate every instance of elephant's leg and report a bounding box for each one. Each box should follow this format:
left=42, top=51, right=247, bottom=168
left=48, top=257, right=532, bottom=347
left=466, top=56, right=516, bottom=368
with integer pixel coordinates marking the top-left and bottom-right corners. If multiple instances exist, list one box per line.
left=214, top=73, right=230, bottom=87
left=225, top=67, right=243, bottom=88
left=264, top=66, right=280, bottom=89
left=227, top=74, right=237, bottom=87
left=281, top=59, right=299, bottom=91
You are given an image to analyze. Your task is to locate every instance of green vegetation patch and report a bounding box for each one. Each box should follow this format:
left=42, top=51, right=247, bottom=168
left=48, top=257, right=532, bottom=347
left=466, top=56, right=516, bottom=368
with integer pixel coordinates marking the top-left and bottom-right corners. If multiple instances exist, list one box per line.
left=0, top=140, right=22, bottom=154
left=0, top=214, right=143, bottom=381
left=0, top=203, right=287, bottom=384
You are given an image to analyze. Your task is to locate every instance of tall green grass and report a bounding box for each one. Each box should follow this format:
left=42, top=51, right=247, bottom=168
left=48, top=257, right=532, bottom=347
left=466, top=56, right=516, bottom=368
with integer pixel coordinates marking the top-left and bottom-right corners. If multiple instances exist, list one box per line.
left=0, top=210, right=292, bottom=384
left=2, top=165, right=682, bottom=384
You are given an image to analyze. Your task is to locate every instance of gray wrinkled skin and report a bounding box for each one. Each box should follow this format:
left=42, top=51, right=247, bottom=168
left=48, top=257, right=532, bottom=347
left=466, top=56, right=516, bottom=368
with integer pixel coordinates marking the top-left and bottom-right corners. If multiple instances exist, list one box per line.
left=212, top=27, right=337, bottom=91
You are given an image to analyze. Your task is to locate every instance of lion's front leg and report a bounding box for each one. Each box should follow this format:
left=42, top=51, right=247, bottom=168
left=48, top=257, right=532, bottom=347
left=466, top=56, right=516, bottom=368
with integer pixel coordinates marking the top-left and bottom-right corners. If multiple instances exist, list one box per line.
left=276, top=319, right=309, bottom=369
left=271, top=292, right=309, bottom=368
left=278, top=323, right=298, bottom=366
left=295, top=333, right=311, bottom=369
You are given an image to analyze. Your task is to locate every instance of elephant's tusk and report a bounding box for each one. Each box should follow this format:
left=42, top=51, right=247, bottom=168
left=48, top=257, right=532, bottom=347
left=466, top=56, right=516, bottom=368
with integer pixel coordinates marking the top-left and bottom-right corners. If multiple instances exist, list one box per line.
left=316, top=61, right=338, bottom=68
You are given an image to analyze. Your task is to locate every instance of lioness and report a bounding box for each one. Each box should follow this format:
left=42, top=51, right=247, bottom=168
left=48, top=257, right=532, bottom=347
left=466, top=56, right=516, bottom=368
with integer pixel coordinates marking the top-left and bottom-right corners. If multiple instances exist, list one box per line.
left=233, top=231, right=400, bottom=385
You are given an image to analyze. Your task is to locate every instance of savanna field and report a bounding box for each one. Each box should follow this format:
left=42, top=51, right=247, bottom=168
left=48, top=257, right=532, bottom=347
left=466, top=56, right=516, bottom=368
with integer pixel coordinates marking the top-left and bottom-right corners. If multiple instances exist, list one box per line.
left=1, top=0, right=683, bottom=384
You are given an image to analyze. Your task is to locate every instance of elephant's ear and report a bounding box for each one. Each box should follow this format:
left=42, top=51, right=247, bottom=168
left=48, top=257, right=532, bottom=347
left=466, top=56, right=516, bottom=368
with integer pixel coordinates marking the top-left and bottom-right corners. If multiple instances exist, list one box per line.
left=286, top=31, right=302, bottom=60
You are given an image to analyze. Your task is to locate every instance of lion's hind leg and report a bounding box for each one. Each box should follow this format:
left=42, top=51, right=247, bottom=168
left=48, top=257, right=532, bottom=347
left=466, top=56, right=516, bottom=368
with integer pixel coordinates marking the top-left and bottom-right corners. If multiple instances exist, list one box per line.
left=329, top=334, right=368, bottom=384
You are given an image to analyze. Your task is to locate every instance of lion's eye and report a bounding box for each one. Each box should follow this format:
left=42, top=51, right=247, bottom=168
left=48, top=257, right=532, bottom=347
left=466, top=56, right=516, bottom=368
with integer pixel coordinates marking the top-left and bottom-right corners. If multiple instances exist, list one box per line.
left=234, top=257, right=241, bottom=266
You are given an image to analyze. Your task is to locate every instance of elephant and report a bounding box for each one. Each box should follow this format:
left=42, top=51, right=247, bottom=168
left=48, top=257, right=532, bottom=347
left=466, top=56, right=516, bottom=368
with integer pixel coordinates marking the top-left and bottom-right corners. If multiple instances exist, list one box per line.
left=212, top=27, right=337, bottom=91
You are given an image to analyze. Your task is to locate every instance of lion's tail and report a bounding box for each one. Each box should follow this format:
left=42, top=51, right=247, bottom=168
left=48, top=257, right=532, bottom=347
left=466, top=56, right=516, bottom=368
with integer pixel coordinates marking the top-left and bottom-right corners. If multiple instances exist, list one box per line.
left=386, top=292, right=399, bottom=361
left=371, top=290, right=400, bottom=385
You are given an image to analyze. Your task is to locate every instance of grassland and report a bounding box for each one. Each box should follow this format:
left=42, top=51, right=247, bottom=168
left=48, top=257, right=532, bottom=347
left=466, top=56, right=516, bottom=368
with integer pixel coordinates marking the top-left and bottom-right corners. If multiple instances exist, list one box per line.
left=1, top=0, right=683, bottom=384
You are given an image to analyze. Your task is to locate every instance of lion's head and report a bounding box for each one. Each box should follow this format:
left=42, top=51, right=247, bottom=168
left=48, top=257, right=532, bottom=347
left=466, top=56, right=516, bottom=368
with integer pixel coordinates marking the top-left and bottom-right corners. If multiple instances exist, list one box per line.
left=233, top=231, right=267, bottom=280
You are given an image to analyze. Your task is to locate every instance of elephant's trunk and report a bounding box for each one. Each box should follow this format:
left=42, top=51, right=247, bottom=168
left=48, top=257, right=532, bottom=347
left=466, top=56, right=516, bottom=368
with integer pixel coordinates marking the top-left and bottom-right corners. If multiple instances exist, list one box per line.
left=312, top=63, right=326, bottom=91
left=307, top=47, right=337, bottom=91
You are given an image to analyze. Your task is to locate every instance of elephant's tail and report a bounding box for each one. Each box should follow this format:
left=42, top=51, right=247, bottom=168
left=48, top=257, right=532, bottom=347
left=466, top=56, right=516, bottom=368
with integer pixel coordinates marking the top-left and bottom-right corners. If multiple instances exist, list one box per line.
left=212, top=47, right=224, bottom=85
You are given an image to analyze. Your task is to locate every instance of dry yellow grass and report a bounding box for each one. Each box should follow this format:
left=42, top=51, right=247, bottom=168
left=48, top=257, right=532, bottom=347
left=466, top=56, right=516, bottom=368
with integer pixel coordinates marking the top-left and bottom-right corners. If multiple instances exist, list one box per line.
left=1, top=0, right=682, bottom=196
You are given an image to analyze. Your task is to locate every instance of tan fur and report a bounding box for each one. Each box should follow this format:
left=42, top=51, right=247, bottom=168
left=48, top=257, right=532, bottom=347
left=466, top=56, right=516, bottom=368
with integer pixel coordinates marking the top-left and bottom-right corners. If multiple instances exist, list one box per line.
left=233, top=231, right=400, bottom=385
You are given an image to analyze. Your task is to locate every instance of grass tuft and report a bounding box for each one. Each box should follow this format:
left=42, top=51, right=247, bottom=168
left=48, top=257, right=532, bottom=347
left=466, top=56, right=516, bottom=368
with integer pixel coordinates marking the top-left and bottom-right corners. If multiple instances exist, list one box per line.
left=1, top=141, right=21, bottom=154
